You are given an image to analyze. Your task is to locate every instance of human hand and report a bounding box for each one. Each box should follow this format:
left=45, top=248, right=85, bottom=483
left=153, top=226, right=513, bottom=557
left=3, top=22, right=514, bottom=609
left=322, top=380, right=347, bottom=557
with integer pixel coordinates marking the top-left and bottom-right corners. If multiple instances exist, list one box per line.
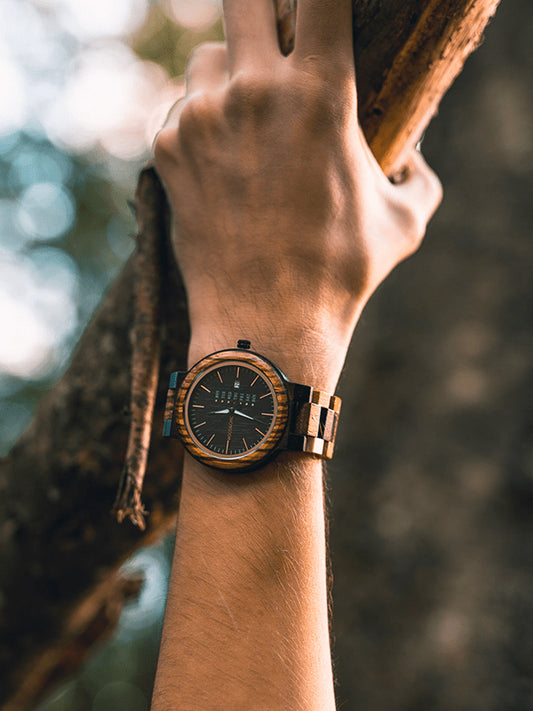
left=154, top=0, right=442, bottom=391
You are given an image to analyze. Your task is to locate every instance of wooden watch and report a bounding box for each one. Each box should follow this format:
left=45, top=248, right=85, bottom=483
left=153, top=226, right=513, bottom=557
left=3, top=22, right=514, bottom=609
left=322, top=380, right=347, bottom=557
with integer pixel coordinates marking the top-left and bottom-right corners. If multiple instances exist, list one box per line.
left=162, top=340, right=342, bottom=471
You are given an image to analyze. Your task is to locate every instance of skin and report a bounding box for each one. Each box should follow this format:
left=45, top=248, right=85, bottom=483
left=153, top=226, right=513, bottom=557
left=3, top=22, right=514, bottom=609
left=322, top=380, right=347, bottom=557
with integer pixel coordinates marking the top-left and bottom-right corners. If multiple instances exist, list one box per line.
left=151, top=0, right=442, bottom=708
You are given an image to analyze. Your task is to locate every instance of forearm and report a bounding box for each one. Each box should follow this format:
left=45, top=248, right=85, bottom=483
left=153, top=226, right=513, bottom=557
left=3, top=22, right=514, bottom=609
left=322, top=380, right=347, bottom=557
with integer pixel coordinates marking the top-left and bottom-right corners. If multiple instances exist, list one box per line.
left=151, top=452, right=335, bottom=711
left=150, top=0, right=441, bottom=703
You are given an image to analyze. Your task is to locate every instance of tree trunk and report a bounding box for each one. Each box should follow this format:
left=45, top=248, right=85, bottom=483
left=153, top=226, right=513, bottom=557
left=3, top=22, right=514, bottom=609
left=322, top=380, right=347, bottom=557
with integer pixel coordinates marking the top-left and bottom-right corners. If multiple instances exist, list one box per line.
left=0, top=1, right=501, bottom=709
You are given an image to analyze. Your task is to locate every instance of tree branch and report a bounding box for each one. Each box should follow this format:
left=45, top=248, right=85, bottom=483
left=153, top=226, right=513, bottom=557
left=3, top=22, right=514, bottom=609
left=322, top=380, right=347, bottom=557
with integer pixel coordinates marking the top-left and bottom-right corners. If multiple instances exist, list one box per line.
left=0, top=1, right=501, bottom=708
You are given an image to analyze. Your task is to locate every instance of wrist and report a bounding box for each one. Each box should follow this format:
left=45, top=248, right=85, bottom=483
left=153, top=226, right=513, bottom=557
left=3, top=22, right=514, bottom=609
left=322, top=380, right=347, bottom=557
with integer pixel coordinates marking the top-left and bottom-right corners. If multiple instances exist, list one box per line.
left=187, top=321, right=351, bottom=394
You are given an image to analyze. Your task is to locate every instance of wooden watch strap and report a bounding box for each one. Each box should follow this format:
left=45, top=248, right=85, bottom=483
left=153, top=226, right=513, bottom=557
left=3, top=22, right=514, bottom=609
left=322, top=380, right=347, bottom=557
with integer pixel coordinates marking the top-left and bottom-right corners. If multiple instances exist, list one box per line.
left=287, top=385, right=342, bottom=460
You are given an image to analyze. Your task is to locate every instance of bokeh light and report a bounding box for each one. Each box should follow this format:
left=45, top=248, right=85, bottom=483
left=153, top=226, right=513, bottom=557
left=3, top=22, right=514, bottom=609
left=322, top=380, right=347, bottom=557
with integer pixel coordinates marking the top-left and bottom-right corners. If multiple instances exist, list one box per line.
left=118, top=547, right=171, bottom=636
left=4, top=1, right=222, bottom=707
left=9, top=144, right=73, bottom=189
left=0, top=55, right=28, bottom=135
left=0, top=247, right=79, bottom=378
left=165, top=0, right=220, bottom=30
left=16, top=182, right=75, bottom=240
left=43, top=44, right=169, bottom=157
left=36, top=0, right=149, bottom=41
left=0, top=0, right=222, bottom=399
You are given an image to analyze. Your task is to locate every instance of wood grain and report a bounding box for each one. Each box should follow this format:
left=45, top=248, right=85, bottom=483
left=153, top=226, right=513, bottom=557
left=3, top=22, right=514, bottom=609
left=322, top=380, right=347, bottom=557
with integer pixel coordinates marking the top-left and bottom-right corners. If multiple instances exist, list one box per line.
left=112, top=169, right=163, bottom=529
left=174, top=351, right=289, bottom=471
left=352, top=0, right=502, bottom=172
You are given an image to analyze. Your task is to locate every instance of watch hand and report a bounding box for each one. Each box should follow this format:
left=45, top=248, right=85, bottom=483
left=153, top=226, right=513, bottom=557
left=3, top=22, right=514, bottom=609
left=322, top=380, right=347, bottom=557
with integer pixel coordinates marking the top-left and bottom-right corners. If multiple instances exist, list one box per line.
left=234, top=409, right=255, bottom=421
left=209, top=408, right=230, bottom=415
left=225, top=413, right=234, bottom=454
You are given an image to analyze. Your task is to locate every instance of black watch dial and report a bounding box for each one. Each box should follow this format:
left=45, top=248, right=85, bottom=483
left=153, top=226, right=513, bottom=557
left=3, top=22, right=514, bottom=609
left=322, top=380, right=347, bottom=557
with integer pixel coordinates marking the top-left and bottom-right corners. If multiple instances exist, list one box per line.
left=184, top=361, right=279, bottom=458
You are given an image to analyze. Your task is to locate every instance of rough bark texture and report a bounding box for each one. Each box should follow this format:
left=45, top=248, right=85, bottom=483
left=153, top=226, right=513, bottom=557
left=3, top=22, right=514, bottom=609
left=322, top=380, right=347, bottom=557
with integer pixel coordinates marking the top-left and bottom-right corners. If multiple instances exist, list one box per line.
left=112, top=169, right=164, bottom=530
left=0, top=170, right=188, bottom=711
left=354, top=0, right=501, bottom=172
left=0, top=1, right=504, bottom=709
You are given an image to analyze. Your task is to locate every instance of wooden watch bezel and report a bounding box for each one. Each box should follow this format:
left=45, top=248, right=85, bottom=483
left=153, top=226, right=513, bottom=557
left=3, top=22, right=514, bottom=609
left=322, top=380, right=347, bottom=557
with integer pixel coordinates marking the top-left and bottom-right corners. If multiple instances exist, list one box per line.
left=174, top=349, right=290, bottom=471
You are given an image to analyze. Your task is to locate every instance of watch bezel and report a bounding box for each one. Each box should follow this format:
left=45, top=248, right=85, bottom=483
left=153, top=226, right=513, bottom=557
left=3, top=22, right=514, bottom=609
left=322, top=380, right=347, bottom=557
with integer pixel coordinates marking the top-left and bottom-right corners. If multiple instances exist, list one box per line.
left=175, top=349, right=289, bottom=471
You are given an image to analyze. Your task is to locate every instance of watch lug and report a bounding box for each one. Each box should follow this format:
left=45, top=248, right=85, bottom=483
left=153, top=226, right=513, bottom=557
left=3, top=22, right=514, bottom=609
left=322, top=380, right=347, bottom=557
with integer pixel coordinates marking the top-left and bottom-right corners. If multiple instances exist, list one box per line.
left=286, top=381, right=312, bottom=433
left=163, top=370, right=187, bottom=438
left=170, top=370, right=187, bottom=388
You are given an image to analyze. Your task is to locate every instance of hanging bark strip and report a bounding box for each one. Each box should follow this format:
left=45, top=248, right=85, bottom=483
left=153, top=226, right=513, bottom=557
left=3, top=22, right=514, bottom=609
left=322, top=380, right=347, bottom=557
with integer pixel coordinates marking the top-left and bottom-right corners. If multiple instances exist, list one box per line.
left=0, top=2, right=503, bottom=709
left=113, top=167, right=164, bottom=529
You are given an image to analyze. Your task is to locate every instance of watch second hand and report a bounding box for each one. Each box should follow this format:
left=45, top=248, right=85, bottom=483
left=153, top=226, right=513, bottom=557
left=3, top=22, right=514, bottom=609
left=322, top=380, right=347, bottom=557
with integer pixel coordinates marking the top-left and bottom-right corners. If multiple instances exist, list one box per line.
left=225, top=414, right=234, bottom=454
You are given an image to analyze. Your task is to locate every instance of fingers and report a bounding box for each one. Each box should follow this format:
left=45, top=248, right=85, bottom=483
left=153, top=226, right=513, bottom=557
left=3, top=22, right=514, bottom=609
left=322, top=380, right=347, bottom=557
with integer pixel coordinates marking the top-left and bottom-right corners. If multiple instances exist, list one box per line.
left=154, top=43, right=228, bottom=155
left=222, top=0, right=279, bottom=71
left=159, top=96, right=187, bottom=134
left=158, top=43, right=228, bottom=136
left=392, top=150, right=443, bottom=250
left=294, top=0, right=354, bottom=71
left=186, top=42, right=228, bottom=93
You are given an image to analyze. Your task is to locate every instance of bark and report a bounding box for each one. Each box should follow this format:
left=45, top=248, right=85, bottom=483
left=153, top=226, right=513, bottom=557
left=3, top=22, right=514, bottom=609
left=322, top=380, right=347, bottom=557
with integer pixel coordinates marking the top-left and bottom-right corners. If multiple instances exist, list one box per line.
left=0, top=1, right=502, bottom=709
left=112, top=169, right=164, bottom=530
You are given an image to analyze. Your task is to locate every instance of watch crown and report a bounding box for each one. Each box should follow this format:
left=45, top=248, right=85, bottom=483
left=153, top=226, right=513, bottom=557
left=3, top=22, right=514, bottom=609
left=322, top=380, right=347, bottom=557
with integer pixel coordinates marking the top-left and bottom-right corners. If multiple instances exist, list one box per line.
left=237, top=339, right=251, bottom=350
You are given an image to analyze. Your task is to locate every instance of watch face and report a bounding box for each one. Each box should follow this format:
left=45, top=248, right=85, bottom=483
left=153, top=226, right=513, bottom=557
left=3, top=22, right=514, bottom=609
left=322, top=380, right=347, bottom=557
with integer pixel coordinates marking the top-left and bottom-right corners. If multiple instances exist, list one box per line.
left=184, top=360, right=279, bottom=459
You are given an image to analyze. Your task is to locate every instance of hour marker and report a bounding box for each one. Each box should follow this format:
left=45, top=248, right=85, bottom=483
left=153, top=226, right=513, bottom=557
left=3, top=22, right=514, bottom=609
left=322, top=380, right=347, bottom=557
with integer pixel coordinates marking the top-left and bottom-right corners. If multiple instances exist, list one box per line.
left=243, top=437, right=248, bottom=450
left=236, top=366, right=240, bottom=378
left=250, top=375, right=259, bottom=386
left=260, top=413, right=274, bottom=417
left=255, top=427, right=266, bottom=436
left=217, top=371, right=223, bottom=383
left=207, top=434, right=215, bottom=447
left=196, top=421, right=207, bottom=427
left=200, top=385, right=211, bottom=392
left=259, top=393, right=270, bottom=399
left=192, top=404, right=205, bottom=408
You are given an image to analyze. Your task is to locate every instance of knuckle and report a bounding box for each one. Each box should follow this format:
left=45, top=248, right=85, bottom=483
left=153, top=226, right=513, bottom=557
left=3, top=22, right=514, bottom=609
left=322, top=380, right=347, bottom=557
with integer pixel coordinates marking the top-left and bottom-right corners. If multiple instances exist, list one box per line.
left=224, top=72, right=276, bottom=121
left=153, top=127, right=178, bottom=169
left=179, top=91, right=219, bottom=134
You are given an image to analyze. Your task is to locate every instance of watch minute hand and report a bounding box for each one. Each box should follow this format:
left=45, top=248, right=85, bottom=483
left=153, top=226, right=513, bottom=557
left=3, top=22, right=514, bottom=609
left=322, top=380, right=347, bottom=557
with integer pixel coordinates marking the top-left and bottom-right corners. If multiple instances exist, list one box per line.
left=234, top=409, right=255, bottom=421
left=209, top=408, right=230, bottom=415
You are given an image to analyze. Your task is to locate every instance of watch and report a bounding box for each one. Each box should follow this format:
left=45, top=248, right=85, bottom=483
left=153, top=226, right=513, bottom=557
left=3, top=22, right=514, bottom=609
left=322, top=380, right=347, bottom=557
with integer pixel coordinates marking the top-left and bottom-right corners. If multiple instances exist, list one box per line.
left=162, top=340, right=342, bottom=472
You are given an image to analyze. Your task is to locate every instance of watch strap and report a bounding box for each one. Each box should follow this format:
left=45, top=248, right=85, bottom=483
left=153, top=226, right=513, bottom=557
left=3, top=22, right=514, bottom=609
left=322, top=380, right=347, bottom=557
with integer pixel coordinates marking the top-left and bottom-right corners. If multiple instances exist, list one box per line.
left=287, top=384, right=342, bottom=459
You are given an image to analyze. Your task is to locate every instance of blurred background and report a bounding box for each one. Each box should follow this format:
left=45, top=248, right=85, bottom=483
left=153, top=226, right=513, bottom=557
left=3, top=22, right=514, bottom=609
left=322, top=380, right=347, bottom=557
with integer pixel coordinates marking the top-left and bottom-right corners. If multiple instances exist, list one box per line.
left=0, top=0, right=531, bottom=709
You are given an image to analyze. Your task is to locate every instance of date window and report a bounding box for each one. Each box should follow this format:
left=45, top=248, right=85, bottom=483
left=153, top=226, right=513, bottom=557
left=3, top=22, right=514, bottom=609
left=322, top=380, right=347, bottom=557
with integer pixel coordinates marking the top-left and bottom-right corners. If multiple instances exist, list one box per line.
left=234, top=380, right=240, bottom=389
